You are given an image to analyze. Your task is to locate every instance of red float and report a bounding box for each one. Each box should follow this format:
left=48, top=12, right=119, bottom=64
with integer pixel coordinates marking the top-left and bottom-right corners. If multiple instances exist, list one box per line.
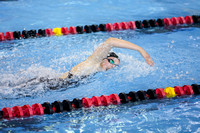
left=185, top=16, right=193, bottom=24
left=120, top=22, right=129, bottom=30
left=156, top=88, right=166, bottom=98
left=91, top=96, right=101, bottom=106
left=2, top=107, right=13, bottom=119
left=12, top=106, right=24, bottom=118
left=177, top=16, right=186, bottom=24
left=128, top=21, right=136, bottom=29
left=32, top=103, right=44, bottom=115
left=0, top=32, right=5, bottom=41
left=100, top=95, right=111, bottom=106
left=82, top=97, right=92, bottom=108
left=45, top=28, right=54, bottom=36
left=22, top=105, right=33, bottom=117
left=106, top=23, right=114, bottom=31
left=174, top=86, right=185, bottom=96
left=61, top=27, right=69, bottom=35
left=109, top=94, right=121, bottom=105
left=183, top=85, right=194, bottom=95
left=5, top=32, right=14, bottom=40
left=164, top=18, right=172, bottom=26
left=69, top=27, right=77, bottom=34
left=113, top=23, right=122, bottom=30
left=171, top=17, right=180, bottom=25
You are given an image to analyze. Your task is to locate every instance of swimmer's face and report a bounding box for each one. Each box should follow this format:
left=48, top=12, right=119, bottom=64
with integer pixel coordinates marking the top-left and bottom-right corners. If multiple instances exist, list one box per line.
left=100, top=57, right=120, bottom=71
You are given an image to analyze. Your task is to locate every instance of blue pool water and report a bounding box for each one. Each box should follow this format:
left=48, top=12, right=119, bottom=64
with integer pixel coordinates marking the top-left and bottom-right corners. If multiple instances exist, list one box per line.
left=0, top=0, right=200, bottom=132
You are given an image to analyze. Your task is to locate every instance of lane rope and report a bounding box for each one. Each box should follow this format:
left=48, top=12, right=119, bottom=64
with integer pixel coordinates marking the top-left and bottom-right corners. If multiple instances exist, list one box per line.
left=0, top=84, right=200, bottom=120
left=0, top=15, right=200, bottom=41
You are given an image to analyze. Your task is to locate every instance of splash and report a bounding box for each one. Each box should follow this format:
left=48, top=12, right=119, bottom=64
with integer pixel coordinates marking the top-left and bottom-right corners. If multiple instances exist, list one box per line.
left=107, top=53, right=155, bottom=82
left=0, top=65, right=60, bottom=99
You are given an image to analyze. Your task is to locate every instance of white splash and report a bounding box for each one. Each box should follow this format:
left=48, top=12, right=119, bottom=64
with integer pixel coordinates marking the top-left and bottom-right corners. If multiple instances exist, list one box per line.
left=0, top=65, right=60, bottom=99
left=107, top=53, right=155, bottom=82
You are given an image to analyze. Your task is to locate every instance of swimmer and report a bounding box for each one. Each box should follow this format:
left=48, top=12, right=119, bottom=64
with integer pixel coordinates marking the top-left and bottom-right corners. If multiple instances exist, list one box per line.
left=18, top=37, right=154, bottom=90
left=59, top=37, right=154, bottom=80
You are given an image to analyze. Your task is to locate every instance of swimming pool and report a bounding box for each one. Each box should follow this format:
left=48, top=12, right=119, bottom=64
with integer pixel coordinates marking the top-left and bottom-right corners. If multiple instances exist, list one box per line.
left=0, top=0, right=200, bottom=132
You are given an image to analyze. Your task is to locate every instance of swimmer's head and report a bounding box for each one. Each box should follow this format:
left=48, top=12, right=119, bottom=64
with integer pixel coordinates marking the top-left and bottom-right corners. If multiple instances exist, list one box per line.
left=100, top=52, right=120, bottom=71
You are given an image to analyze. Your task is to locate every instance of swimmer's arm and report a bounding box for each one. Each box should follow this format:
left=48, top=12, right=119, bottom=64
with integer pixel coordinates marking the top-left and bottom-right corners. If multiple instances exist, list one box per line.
left=60, top=38, right=114, bottom=79
left=108, top=37, right=154, bottom=66
left=88, top=37, right=154, bottom=66
left=60, top=37, right=154, bottom=79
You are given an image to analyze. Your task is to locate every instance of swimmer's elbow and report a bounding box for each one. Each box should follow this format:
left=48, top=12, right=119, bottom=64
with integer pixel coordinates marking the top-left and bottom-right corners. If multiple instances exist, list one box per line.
left=105, top=37, right=117, bottom=47
left=107, top=37, right=115, bottom=41
left=106, top=37, right=115, bottom=43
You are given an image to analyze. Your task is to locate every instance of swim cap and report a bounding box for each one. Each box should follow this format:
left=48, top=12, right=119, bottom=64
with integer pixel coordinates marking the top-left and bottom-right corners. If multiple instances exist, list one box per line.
left=107, top=52, right=119, bottom=59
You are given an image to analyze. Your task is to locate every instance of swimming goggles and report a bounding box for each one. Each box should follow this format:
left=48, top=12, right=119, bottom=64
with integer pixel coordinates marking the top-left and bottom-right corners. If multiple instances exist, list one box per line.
left=107, top=58, right=118, bottom=66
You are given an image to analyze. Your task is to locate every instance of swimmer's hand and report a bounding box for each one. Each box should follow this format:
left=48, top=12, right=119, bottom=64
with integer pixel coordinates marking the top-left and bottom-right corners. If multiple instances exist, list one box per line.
left=139, top=48, right=154, bottom=66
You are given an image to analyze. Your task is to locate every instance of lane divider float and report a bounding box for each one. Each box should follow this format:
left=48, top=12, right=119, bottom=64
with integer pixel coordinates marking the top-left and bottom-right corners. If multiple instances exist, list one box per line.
left=0, top=84, right=200, bottom=120
left=0, top=15, right=200, bottom=41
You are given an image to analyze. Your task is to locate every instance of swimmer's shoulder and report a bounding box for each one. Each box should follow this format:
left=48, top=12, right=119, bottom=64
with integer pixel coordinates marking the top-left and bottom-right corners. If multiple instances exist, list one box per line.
left=70, top=59, right=97, bottom=74
left=60, top=58, right=100, bottom=79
